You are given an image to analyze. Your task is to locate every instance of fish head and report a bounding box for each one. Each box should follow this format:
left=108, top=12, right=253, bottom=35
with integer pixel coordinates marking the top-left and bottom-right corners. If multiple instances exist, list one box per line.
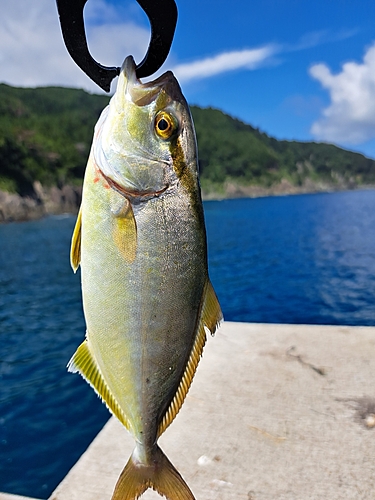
left=94, top=56, right=198, bottom=199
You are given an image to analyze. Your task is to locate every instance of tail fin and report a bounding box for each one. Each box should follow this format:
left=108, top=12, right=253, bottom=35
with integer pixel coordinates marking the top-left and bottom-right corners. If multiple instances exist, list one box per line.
left=112, top=445, right=195, bottom=500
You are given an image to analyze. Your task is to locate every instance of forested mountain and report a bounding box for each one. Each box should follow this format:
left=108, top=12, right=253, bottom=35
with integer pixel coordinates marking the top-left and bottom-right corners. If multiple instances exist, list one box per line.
left=0, top=84, right=108, bottom=195
left=191, top=107, right=375, bottom=196
left=1, top=83, right=374, bottom=199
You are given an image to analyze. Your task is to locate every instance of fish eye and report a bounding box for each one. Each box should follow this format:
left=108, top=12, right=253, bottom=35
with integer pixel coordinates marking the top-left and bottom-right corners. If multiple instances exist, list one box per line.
left=154, top=111, right=178, bottom=140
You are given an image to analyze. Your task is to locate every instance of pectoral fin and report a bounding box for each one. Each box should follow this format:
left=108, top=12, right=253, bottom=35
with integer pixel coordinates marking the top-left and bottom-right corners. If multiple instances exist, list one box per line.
left=112, top=199, right=137, bottom=263
left=67, top=340, right=131, bottom=431
left=158, top=280, right=223, bottom=436
left=70, top=206, right=82, bottom=272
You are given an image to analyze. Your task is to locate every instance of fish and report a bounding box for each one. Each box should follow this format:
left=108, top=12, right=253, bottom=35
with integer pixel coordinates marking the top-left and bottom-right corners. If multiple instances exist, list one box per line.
left=68, top=55, right=223, bottom=500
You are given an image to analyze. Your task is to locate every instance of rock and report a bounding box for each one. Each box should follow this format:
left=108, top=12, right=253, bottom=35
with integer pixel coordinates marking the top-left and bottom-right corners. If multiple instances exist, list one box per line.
left=0, top=183, right=82, bottom=223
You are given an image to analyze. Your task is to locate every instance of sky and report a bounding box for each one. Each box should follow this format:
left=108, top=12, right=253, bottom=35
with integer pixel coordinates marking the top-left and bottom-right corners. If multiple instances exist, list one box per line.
left=2, top=0, right=375, bottom=158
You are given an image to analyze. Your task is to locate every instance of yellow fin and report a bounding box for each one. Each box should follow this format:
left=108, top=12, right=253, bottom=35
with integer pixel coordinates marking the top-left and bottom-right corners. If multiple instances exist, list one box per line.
left=112, top=199, right=137, bottom=263
left=67, top=340, right=131, bottom=431
left=112, top=445, right=195, bottom=500
left=158, top=280, right=223, bottom=437
left=201, top=279, right=223, bottom=336
left=70, top=206, right=82, bottom=273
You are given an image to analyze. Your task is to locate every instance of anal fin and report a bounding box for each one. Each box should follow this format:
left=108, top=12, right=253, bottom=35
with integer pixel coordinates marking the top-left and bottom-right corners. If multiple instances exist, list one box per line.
left=201, top=279, right=223, bottom=336
left=68, top=340, right=131, bottom=431
left=158, top=280, right=223, bottom=437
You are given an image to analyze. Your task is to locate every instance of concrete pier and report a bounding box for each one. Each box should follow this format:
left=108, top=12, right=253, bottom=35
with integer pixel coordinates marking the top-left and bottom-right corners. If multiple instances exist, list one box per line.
left=1, top=321, right=375, bottom=499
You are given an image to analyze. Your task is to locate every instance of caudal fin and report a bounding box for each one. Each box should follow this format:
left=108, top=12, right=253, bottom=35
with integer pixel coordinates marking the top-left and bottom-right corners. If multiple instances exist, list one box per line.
left=112, top=445, right=195, bottom=500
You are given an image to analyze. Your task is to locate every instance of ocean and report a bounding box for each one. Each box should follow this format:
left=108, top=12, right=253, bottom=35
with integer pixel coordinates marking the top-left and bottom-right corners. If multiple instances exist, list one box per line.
left=1, top=189, right=375, bottom=498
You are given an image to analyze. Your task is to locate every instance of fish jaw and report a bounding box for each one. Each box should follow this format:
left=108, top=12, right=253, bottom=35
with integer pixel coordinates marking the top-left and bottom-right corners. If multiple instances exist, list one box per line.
left=93, top=56, right=193, bottom=200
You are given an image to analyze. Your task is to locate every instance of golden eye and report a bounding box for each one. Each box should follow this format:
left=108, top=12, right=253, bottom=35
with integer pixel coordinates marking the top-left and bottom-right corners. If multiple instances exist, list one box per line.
left=154, top=111, right=177, bottom=140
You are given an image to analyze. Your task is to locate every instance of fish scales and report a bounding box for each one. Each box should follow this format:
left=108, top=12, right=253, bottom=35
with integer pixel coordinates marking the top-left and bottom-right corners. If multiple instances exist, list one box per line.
left=69, top=56, right=222, bottom=500
left=82, top=158, right=207, bottom=437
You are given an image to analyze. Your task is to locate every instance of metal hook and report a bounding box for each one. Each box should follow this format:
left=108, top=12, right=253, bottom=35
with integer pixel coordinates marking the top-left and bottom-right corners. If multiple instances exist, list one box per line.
left=56, top=0, right=178, bottom=92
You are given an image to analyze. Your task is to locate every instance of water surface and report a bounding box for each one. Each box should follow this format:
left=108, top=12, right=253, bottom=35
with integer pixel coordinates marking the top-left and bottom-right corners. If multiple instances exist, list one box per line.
left=1, top=190, right=375, bottom=498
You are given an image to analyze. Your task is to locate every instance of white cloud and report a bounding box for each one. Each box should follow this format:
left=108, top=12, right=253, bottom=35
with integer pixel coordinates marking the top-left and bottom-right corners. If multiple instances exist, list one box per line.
left=287, top=29, right=357, bottom=52
left=170, top=28, right=353, bottom=85
left=0, top=0, right=149, bottom=93
left=172, top=46, right=277, bottom=83
left=310, top=43, right=375, bottom=144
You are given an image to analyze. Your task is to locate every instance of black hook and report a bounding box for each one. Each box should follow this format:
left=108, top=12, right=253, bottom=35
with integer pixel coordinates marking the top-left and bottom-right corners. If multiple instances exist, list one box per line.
left=56, top=0, right=178, bottom=92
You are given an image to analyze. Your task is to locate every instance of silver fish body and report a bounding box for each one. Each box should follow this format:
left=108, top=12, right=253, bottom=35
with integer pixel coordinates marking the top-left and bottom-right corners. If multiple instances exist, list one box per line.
left=69, top=56, right=222, bottom=500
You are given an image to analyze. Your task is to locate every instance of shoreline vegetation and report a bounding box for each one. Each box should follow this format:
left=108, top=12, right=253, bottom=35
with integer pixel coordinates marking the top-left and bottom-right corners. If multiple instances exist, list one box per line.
left=1, top=83, right=375, bottom=222
left=2, top=181, right=374, bottom=223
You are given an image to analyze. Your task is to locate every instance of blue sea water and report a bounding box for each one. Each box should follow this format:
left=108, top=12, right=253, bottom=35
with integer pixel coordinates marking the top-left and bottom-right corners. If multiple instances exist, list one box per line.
left=1, top=190, right=375, bottom=498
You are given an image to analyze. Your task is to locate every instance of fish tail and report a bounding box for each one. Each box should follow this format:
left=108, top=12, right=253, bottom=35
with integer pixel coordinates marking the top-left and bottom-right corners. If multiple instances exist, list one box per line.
left=112, top=445, right=195, bottom=500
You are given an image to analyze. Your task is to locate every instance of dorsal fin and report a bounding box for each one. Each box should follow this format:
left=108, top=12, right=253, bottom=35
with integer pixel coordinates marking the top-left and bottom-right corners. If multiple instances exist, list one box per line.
left=70, top=206, right=82, bottom=272
left=200, top=279, right=223, bottom=336
left=67, top=340, right=132, bottom=431
left=158, top=280, right=223, bottom=437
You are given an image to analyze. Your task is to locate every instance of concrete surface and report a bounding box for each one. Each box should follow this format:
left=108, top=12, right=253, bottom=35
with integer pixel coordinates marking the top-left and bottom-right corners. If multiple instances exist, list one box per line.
left=2, top=321, right=375, bottom=500
left=48, top=321, right=375, bottom=500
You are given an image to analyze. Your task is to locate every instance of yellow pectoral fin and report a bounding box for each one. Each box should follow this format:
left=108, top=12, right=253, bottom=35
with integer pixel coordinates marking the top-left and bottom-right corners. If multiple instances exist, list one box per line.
left=158, top=280, right=223, bottom=437
left=67, top=340, right=131, bottom=431
left=70, top=206, right=82, bottom=272
left=112, top=199, right=137, bottom=263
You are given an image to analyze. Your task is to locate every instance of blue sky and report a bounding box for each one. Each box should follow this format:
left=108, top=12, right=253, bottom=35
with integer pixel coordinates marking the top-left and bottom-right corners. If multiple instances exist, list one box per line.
left=2, top=0, right=375, bottom=158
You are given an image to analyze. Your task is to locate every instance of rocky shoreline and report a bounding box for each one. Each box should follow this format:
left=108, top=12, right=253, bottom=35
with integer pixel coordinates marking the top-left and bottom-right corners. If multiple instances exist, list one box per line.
left=0, top=179, right=372, bottom=223
left=201, top=178, right=369, bottom=200
left=0, top=181, right=81, bottom=223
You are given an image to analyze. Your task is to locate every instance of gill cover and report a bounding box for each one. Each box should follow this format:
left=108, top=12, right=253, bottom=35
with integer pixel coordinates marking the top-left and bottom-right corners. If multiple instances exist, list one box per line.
left=92, top=56, right=188, bottom=198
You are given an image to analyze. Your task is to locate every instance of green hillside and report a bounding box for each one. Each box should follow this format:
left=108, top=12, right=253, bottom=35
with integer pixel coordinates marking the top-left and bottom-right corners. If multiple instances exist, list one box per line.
left=191, top=106, right=375, bottom=195
left=0, top=83, right=374, bottom=197
left=0, top=84, right=108, bottom=195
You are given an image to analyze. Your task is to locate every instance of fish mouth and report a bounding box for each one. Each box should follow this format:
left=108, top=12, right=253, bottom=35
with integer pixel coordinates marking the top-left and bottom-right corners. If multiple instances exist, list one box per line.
left=116, top=56, right=183, bottom=108
left=95, top=57, right=181, bottom=200
left=100, top=168, right=168, bottom=201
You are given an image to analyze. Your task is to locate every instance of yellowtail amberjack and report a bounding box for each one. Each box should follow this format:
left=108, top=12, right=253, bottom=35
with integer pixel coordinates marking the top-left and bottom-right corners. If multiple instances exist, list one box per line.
left=69, top=56, right=222, bottom=500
